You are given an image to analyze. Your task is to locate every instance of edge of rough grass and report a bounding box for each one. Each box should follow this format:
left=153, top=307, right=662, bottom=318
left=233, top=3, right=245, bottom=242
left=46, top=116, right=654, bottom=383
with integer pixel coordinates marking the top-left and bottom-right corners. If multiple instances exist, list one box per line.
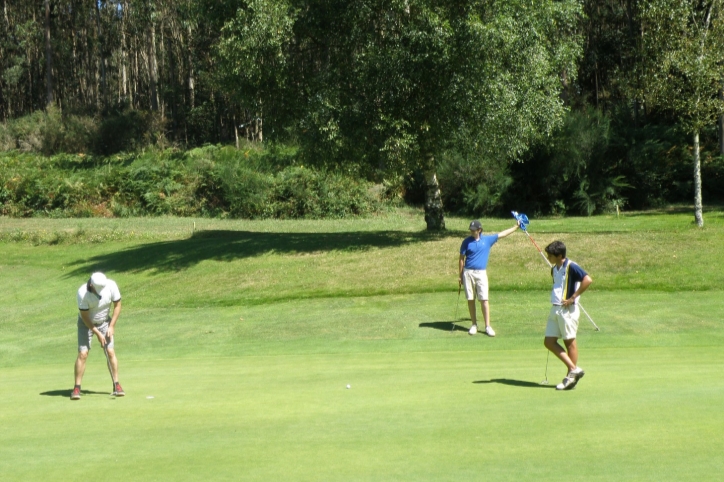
left=1, top=209, right=722, bottom=311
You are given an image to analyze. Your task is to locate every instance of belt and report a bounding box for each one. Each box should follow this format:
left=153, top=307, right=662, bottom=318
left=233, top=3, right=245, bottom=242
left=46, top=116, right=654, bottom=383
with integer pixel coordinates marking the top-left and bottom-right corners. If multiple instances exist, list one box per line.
left=93, top=318, right=111, bottom=327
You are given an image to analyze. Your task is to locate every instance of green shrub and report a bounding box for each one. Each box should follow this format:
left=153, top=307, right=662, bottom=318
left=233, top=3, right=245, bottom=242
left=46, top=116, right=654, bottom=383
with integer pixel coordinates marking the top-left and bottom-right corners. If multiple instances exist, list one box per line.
left=0, top=147, right=382, bottom=219
left=269, top=168, right=379, bottom=219
left=0, top=122, right=14, bottom=150
left=95, top=109, right=153, bottom=155
left=437, top=150, right=512, bottom=216
left=2, top=107, right=97, bottom=155
left=504, top=108, right=631, bottom=216
left=1, top=107, right=171, bottom=156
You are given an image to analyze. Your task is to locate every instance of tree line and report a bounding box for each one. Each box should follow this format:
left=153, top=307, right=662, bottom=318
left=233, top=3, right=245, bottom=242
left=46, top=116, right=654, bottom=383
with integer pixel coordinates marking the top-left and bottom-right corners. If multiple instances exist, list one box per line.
left=2, top=0, right=724, bottom=227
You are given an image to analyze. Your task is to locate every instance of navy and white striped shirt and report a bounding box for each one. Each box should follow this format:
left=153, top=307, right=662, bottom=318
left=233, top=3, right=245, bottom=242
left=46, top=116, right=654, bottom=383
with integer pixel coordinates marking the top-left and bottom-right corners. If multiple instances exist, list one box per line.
left=551, top=259, right=588, bottom=305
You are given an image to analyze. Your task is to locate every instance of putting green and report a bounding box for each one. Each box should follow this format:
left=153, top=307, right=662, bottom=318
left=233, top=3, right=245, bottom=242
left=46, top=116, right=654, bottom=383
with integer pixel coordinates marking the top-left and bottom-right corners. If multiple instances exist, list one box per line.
left=2, top=290, right=723, bottom=481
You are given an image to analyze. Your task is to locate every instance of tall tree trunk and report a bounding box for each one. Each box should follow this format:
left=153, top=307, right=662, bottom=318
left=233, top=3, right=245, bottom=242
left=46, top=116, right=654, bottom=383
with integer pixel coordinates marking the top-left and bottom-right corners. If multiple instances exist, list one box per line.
left=719, top=89, right=724, bottom=156
left=693, top=131, right=704, bottom=227
left=71, top=14, right=77, bottom=105
left=594, top=62, right=599, bottom=109
left=233, top=114, right=239, bottom=149
left=133, top=42, right=139, bottom=108
left=254, top=114, right=263, bottom=142
left=2, top=0, right=9, bottom=118
left=148, top=24, right=159, bottom=111
left=44, top=0, right=53, bottom=106
left=121, top=0, right=129, bottom=102
left=159, top=19, right=165, bottom=119
left=423, top=152, right=445, bottom=231
left=95, top=0, right=106, bottom=107
left=187, top=25, right=194, bottom=109
left=28, top=45, right=33, bottom=112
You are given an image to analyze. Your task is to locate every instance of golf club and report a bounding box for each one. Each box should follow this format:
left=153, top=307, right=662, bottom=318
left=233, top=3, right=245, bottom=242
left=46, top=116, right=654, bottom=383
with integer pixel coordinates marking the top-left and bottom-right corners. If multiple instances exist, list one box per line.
left=540, top=351, right=550, bottom=385
left=102, top=337, right=115, bottom=391
left=452, top=281, right=462, bottom=332
left=511, top=211, right=600, bottom=331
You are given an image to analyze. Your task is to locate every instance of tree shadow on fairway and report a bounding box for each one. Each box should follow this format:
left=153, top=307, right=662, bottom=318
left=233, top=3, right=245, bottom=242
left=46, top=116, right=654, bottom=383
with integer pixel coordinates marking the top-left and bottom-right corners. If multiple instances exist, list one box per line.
left=419, top=321, right=470, bottom=332
left=473, top=379, right=555, bottom=389
left=40, top=389, right=110, bottom=397
left=66, top=229, right=458, bottom=275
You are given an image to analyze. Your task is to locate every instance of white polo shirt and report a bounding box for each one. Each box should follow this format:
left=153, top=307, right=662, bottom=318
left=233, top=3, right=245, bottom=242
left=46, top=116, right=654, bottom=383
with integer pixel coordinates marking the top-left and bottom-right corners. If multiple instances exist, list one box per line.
left=551, top=264, right=570, bottom=305
left=77, top=280, right=121, bottom=324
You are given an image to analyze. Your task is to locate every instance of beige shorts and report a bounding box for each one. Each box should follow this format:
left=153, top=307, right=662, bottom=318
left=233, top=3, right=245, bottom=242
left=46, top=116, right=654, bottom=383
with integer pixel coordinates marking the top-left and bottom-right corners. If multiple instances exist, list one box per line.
left=77, top=317, right=114, bottom=352
left=462, top=269, right=489, bottom=301
left=545, top=305, right=580, bottom=340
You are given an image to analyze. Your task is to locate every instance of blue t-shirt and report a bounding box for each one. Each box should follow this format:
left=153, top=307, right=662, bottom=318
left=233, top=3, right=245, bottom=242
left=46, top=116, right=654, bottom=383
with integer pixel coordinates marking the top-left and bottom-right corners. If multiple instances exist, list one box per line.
left=460, top=234, right=499, bottom=270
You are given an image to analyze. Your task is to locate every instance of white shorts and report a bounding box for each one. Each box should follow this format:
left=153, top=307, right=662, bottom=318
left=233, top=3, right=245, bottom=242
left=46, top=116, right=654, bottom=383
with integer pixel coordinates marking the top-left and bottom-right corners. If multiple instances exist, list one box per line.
left=545, top=305, right=580, bottom=340
left=462, top=269, right=489, bottom=301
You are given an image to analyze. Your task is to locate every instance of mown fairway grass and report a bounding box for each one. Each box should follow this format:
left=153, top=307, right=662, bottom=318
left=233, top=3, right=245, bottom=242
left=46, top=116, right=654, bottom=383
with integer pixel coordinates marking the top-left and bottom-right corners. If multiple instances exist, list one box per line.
left=1, top=208, right=723, bottom=481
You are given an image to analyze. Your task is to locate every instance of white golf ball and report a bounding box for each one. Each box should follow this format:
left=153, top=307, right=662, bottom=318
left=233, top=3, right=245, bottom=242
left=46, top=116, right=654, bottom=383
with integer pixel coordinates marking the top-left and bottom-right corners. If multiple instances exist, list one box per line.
left=346, top=384, right=351, bottom=389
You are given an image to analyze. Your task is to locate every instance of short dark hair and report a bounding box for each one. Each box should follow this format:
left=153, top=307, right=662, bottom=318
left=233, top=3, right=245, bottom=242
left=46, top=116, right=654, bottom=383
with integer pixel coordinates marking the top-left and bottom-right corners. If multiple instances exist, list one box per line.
left=545, top=240, right=566, bottom=258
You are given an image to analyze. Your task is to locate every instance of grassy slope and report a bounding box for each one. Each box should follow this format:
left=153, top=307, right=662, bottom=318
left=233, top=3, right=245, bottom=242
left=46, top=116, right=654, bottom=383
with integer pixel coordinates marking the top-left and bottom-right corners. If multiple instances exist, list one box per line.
left=1, top=209, right=723, bottom=481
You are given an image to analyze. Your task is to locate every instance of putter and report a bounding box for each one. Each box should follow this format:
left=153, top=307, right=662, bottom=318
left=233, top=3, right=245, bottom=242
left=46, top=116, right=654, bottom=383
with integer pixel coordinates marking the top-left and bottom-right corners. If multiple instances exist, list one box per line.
left=452, top=282, right=462, bottom=332
left=511, top=211, right=600, bottom=331
left=540, top=351, right=550, bottom=385
left=102, top=338, right=115, bottom=392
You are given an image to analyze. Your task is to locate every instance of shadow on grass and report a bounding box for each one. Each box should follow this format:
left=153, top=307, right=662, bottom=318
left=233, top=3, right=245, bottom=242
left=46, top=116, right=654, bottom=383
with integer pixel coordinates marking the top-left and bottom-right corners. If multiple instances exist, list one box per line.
left=473, top=379, right=555, bottom=389
left=40, top=389, right=110, bottom=397
left=67, top=229, right=458, bottom=275
left=419, top=321, right=470, bottom=333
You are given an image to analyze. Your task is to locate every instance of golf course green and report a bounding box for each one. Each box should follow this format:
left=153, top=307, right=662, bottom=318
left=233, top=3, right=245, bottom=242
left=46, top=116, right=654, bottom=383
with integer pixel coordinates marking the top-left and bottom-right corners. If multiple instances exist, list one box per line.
left=1, top=209, right=723, bottom=481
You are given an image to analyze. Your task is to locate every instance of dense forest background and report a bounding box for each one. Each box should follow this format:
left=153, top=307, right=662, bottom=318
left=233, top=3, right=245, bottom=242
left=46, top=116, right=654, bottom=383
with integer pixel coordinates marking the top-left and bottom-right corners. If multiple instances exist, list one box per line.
left=1, top=0, right=723, bottom=225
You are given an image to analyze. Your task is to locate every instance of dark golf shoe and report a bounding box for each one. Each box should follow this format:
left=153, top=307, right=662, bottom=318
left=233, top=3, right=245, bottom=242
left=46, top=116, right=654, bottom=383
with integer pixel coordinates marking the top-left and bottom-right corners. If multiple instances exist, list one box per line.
left=112, top=382, right=125, bottom=397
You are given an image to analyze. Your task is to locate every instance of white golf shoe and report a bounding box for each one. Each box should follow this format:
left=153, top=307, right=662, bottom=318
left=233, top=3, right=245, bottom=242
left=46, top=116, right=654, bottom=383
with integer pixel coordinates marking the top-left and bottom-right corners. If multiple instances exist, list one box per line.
left=468, top=324, right=478, bottom=335
left=484, top=326, right=496, bottom=337
left=556, top=368, right=584, bottom=390
left=556, top=375, right=575, bottom=390
left=570, top=367, right=585, bottom=386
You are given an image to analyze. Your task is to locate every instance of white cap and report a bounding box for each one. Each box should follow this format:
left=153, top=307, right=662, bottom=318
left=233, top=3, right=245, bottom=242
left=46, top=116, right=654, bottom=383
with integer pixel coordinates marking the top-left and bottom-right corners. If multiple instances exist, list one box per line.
left=89, top=272, right=108, bottom=292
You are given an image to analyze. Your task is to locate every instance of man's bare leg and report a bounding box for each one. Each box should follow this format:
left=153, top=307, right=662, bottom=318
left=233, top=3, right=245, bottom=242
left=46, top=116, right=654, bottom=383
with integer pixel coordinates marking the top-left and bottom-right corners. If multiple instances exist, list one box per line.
left=480, top=300, right=490, bottom=328
left=74, top=351, right=88, bottom=386
left=467, top=300, right=477, bottom=325
left=105, top=347, right=119, bottom=383
left=544, top=337, right=576, bottom=372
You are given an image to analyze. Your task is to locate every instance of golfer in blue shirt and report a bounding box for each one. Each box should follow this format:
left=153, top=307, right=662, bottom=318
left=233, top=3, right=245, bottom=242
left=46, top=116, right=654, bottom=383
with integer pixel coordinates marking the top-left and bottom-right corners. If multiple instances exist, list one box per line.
left=459, top=219, right=519, bottom=336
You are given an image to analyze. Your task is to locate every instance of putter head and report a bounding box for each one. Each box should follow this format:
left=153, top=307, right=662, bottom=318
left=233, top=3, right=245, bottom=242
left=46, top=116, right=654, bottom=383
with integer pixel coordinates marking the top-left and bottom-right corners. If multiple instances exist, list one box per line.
left=540, top=380, right=549, bottom=385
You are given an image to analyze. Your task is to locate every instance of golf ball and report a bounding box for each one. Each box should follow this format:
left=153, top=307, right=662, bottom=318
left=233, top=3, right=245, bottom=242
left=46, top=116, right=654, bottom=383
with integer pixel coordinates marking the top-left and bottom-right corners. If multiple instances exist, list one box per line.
left=346, top=384, right=351, bottom=389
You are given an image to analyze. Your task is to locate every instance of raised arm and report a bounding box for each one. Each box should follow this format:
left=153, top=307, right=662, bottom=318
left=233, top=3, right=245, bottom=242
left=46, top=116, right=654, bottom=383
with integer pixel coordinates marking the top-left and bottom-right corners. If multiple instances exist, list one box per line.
left=497, top=221, right=520, bottom=239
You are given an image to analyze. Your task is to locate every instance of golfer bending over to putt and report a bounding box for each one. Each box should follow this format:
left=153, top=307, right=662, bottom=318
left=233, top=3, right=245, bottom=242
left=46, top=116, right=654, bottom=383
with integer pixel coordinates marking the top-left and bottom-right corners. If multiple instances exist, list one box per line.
left=459, top=219, right=519, bottom=336
left=543, top=241, right=593, bottom=390
left=71, top=272, right=125, bottom=400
